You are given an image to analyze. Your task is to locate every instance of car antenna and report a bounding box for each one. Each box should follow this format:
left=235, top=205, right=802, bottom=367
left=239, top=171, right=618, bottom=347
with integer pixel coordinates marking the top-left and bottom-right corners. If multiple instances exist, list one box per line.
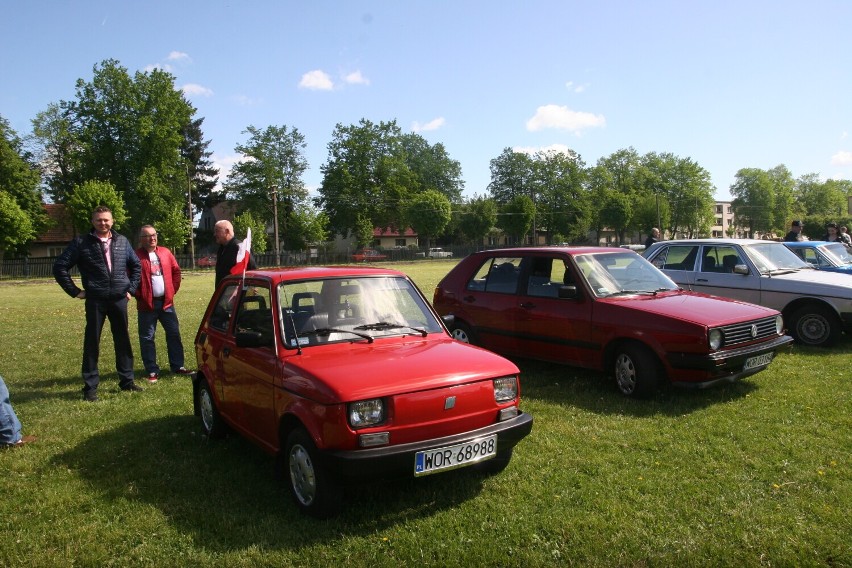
left=280, top=289, right=303, bottom=355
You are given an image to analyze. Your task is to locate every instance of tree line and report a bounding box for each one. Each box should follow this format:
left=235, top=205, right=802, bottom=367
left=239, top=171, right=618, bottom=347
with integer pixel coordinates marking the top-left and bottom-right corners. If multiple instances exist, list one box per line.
left=2, top=58, right=850, bottom=260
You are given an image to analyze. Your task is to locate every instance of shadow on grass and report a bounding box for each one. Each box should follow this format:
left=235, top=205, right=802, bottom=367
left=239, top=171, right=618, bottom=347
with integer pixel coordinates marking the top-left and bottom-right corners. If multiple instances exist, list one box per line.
left=52, top=415, right=489, bottom=552
left=13, top=373, right=150, bottom=404
left=513, top=357, right=761, bottom=417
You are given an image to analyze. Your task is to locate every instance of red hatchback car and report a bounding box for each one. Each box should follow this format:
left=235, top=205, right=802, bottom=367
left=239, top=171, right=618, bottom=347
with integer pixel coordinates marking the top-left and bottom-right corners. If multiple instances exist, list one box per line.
left=193, top=267, right=533, bottom=517
left=433, top=248, right=793, bottom=397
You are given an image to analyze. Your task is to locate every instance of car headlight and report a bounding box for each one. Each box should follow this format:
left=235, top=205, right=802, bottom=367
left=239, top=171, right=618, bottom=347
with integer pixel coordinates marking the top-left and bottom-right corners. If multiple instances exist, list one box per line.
left=708, top=328, right=723, bottom=350
left=493, top=376, right=518, bottom=403
left=348, top=399, right=385, bottom=429
left=775, top=315, right=784, bottom=335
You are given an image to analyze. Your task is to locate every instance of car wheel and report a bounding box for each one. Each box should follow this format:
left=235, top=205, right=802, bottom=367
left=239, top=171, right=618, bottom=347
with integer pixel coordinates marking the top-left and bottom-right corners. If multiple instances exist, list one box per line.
left=450, top=321, right=476, bottom=344
left=613, top=344, right=659, bottom=398
left=789, top=305, right=841, bottom=347
left=475, top=447, right=513, bottom=475
left=198, top=381, right=226, bottom=438
left=284, top=428, right=343, bottom=519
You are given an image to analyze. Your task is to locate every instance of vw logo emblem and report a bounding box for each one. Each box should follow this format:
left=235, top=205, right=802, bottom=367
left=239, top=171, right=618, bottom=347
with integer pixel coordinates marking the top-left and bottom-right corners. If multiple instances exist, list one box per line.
left=750, top=324, right=758, bottom=338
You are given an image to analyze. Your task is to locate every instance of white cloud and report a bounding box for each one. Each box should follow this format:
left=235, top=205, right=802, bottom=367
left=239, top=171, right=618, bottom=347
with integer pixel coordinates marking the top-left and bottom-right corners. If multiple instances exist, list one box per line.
left=182, top=83, right=213, bottom=97
left=412, top=117, right=445, bottom=132
left=512, top=144, right=573, bottom=156
left=231, top=94, right=262, bottom=106
left=526, top=104, right=606, bottom=133
left=167, top=51, right=191, bottom=62
left=212, top=153, right=242, bottom=190
left=299, top=69, right=334, bottom=90
left=144, top=63, right=172, bottom=73
left=565, top=81, right=588, bottom=93
left=343, top=70, right=370, bottom=85
left=830, top=150, right=852, bottom=166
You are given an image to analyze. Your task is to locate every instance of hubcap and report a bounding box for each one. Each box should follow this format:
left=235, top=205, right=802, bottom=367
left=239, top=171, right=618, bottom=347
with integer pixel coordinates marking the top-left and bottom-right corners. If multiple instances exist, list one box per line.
left=289, top=444, right=317, bottom=506
left=200, top=389, right=215, bottom=432
left=452, top=328, right=470, bottom=343
left=798, top=314, right=828, bottom=344
left=615, top=353, right=637, bottom=394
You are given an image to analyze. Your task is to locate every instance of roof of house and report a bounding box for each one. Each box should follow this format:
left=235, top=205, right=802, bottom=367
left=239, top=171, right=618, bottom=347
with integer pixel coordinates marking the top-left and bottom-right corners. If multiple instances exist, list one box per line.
left=373, top=227, right=418, bottom=237
left=35, top=204, right=76, bottom=244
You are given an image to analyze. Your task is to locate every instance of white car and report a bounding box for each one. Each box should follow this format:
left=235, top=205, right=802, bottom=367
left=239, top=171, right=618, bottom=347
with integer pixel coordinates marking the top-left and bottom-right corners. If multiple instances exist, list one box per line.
left=643, top=238, right=852, bottom=347
left=428, top=248, right=453, bottom=258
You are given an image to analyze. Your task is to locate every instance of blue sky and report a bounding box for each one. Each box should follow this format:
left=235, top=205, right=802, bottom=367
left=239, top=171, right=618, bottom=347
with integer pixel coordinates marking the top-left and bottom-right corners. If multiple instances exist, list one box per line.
left=2, top=1, right=851, bottom=202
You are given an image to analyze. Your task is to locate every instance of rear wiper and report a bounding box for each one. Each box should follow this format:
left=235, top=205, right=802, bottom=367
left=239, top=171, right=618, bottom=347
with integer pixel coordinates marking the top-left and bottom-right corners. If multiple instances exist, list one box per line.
left=354, top=321, right=428, bottom=337
left=300, top=327, right=374, bottom=343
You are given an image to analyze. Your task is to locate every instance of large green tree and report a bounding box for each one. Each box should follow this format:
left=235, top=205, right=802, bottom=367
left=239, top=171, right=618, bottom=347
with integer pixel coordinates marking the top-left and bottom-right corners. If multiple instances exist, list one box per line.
left=399, top=133, right=464, bottom=202
left=730, top=168, right=775, bottom=237
left=31, top=59, right=198, bottom=241
left=224, top=124, right=309, bottom=250
left=497, top=194, right=535, bottom=243
left=458, top=195, right=498, bottom=244
left=0, top=116, right=48, bottom=255
left=533, top=149, right=590, bottom=243
left=66, top=180, right=128, bottom=233
left=487, top=148, right=535, bottom=204
left=405, top=190, right=452, bottom=249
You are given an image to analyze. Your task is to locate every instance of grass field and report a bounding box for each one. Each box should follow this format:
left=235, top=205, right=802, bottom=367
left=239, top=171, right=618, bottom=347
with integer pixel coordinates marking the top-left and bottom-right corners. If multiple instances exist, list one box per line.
left=1, top=261, right=849, bottom=567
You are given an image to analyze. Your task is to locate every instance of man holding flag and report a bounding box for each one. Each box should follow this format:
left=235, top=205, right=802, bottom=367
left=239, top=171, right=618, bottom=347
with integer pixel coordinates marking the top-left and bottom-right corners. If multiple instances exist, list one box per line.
left=213, top=220, right=256, bottom=288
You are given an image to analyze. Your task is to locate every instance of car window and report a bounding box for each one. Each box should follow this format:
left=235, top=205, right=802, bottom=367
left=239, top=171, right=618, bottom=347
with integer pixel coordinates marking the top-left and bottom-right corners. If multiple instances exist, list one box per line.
left=650, top=245, right=698, bottom=271
left=577, top=252, right=678, bottom=297
left=792, top=247, right=819, bottom=266
left=744, top=243, right=810, bottom=272
left=524, top=257, right=573, bottom=298
left=209, top=283, right=240, bottom=332
left=700, top=245, right=742, bottom=273
left=823, top=243, right=852, bottom=266
left=235, top=285, right=274, bottom=346
left=466, top=257, right=522, bottom=294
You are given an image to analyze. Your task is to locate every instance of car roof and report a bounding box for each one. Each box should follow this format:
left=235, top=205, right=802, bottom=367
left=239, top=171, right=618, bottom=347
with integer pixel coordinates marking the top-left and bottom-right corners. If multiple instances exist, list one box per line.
left=783, top=241, right=833, bottom=247
left=222, top=266, right=405, bottom=284
left=652, top=238, right=779, bottom=246
left=473, top=246, right=628, bottom=256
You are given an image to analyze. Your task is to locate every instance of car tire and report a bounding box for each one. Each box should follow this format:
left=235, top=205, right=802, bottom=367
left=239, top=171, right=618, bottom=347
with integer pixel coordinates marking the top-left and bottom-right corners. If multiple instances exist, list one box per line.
left=198, top=381, right=226, bottom=439
left=613, top=344, right=659, bottom=398
left=284, top=428, right=343, bottom=519
left=450, top=320, right=476, bottom=344
left=789, top=305, right=841, bottom=347
left=475, top=447, right=513, bottom=475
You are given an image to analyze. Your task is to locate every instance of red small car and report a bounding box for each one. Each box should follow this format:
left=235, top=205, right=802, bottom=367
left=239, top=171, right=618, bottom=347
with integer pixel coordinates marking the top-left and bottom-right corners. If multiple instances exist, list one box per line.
left=351, top=249, right=387, bottom=262
left=193, top=267, right=532, bottom=517
left=433, top=248, right=793, bottom=397
left=196, top=255, right=216, bottom=268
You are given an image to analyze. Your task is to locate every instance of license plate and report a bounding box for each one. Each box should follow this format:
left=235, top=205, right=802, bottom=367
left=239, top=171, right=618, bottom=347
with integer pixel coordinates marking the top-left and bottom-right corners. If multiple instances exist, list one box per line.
left=414, top=435, right=497, bottom=477
left=743, top=352, right=773, bottom=370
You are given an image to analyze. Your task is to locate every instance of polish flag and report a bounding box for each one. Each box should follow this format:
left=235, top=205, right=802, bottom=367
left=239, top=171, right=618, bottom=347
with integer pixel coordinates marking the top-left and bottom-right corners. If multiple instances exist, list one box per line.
left=230, top=228, right=252, bottom=276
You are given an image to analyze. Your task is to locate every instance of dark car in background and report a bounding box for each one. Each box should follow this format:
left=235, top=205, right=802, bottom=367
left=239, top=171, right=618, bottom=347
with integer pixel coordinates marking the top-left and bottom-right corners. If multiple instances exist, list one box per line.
left=433, top=247, right=792, bottom=398
left=644, top=239, right=852, bottom=347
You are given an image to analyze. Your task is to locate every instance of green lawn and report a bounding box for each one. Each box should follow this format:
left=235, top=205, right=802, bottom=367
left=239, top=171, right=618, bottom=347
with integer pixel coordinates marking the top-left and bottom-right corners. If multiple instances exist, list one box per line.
left=1, top=261, right=849, bottom=567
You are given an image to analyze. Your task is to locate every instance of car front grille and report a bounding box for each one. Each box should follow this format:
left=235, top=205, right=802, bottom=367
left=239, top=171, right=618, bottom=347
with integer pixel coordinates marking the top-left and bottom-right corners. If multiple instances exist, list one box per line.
left=721, top=317, right=779, bottom=347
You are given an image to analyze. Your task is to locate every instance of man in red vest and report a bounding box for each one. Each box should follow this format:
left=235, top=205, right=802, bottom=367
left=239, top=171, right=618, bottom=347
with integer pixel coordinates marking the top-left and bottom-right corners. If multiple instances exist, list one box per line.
left=135, top=225, right=193, bottom=383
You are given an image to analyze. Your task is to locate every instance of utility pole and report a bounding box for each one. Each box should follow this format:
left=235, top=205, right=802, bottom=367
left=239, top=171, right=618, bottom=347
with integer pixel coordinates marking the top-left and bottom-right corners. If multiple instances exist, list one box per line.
left=270, top=185, right=280, bottom=265
left=187, top=164, right=196, bottom=268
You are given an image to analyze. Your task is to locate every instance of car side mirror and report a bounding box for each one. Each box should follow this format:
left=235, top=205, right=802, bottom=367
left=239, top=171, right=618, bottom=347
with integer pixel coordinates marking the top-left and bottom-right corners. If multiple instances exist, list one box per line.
left=558, top=285, right=580, bottom=299
left=732, top=264, right=749, bottom=275
left=441, top=314, right=455, bottom=328
left=235, top=330, right=273, bottom=348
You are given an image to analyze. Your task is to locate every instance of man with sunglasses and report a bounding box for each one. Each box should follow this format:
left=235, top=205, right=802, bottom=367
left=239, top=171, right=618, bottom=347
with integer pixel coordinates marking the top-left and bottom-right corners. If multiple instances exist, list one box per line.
left=134, top=225, right=193, bottom=383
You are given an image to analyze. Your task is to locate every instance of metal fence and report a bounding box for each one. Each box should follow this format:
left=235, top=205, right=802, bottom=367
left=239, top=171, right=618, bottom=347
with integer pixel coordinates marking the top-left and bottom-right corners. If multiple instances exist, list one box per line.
left=0, top=247, right=479, bottom=281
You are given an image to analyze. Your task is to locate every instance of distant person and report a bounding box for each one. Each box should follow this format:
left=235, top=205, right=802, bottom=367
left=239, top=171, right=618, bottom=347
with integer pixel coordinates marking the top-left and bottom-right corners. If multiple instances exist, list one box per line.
left=53, top=206, right=143, bottom=401
left=134, top=225, right=193, bottom=383
left=822, top=222, right=844, bottom=243
left=0, top=374, right=35, bottom=448
left=644, top=228, right=661, bottom=249
left=838, top=225, right=851, bottom=246
left=784, top=220, right=806, bottom=242
left=213, top=220, right=256, bottom=288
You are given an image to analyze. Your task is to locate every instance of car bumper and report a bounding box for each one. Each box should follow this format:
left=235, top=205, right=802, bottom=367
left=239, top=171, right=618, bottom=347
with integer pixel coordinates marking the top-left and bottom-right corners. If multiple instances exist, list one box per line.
left=666, top=334, right=794, bottom=388
left=319, top=411, right=534, bottom=479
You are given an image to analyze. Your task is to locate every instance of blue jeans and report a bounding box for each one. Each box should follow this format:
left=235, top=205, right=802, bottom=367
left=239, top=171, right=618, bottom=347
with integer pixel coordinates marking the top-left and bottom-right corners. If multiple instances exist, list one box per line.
left=138, top=298, right=185, bottom=375
left=0, top=375, right=22, bottom=445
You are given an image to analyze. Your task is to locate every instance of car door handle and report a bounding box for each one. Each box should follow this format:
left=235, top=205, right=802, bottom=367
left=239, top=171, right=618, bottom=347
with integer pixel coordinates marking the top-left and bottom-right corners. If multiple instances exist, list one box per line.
left=696, top=278, right=709, bottom=282
left=463, top=295, right=476, bottom=303
left=520, top=302, right=536, bottom=309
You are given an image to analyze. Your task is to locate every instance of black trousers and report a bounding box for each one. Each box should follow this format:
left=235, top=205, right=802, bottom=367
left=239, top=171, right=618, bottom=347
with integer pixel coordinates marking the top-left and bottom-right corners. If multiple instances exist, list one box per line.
left=82, top=296, right=135, bottom=393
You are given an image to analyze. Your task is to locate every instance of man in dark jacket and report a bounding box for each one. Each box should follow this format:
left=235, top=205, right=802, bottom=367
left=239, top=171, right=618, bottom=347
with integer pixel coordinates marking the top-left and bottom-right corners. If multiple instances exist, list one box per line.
left=53, top=206, right=143, bottom=401
left=213, top=220, right=255, bottom=288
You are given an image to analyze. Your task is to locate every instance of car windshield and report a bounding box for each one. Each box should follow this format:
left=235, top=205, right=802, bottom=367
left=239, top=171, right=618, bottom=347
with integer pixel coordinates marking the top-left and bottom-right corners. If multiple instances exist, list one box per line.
left=743, top=243, right=812, bottom=273
left=279, top=276, right=443, bottom=348
left=574, top=252, right=679, bottom=298
left=822, top=243, right=852, bottom=266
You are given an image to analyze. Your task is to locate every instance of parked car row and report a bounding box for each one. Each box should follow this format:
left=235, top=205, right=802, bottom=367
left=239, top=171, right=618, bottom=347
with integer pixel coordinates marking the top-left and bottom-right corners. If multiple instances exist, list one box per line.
left=190, top=240, right=848, bottom=518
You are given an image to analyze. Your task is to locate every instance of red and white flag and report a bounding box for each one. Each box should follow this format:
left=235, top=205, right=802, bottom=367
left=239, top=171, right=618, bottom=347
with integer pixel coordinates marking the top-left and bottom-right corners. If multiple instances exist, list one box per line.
left=229, top=228, right=252, bottom=276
